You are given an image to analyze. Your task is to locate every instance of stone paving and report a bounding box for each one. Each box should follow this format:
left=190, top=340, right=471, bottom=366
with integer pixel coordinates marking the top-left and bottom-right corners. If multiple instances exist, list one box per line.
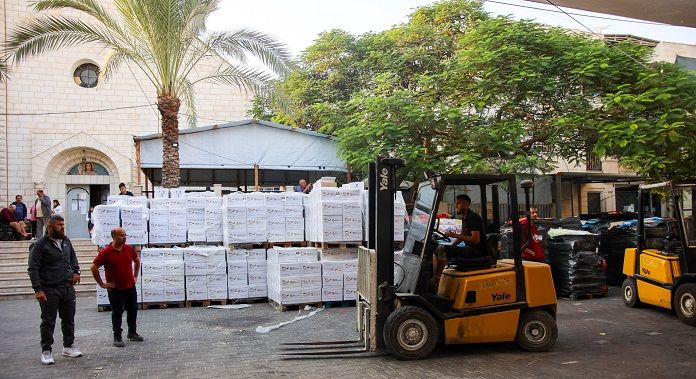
left=1, top=287, right=695, bottom=379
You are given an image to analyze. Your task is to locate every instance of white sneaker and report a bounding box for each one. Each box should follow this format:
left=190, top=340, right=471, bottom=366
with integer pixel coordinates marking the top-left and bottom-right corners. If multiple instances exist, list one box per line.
left=41, top=350, right=54, bottom=365
left=62, top=346, right=82, bottom=358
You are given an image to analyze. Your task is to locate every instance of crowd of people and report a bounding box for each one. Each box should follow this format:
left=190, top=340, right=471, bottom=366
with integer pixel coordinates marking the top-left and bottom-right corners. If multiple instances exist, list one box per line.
left=0, top=191, right=61, bottom=240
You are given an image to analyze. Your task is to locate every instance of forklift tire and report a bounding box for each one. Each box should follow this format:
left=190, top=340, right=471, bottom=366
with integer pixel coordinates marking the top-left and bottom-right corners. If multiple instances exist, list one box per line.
left=515, top=310, right=557, bottom=352
left=622, top=278, right=641, bottom=308
left=383, top=306, right=439, bottom=360
left=674, top=283, right=696, bottom=326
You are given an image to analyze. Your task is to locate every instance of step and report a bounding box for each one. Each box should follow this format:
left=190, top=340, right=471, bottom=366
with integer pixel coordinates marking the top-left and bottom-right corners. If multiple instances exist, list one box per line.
left=0, top=254, right=97, bottom=264
left=0, top=261, right=95, bottom=273
left=0, top=277, right=97, bottom=288
left=0, top=283, right=97, bottom=295
left=0, top=287, right=96, bottom=301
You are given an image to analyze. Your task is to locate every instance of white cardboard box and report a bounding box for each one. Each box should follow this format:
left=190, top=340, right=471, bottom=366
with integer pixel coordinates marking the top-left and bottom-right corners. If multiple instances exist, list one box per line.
left=228, top=287, right=249, bottom=299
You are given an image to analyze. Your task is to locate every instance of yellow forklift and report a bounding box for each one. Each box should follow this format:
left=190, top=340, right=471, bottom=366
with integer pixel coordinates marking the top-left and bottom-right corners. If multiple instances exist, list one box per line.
left=622, top=181, right=696, bottom=326
left=282, top=157, right=557, bottom=360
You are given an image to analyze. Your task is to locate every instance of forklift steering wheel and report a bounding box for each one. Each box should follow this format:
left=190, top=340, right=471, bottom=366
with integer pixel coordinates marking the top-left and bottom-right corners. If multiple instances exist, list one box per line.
left=432, top=229, right=451, bottom=242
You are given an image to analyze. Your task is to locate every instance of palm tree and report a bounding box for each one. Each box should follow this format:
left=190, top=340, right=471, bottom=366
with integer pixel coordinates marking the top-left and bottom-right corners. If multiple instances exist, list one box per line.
left=6, top=0, right=292, bottom=187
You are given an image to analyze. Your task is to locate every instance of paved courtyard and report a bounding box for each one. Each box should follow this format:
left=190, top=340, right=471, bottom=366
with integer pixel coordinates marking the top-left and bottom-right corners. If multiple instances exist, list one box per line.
left=1, top=287, right=695, bottom=379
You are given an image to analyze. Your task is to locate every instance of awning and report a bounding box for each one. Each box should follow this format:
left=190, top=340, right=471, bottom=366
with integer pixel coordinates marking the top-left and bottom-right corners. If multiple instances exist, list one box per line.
left=135, top=119, right=346, bottom=172
left=526, top=0, right=696, bottom=27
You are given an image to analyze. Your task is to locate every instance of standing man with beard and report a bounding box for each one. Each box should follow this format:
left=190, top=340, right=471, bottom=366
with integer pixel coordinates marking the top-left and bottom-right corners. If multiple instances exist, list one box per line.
left=28, top=214, right=82, bottom=365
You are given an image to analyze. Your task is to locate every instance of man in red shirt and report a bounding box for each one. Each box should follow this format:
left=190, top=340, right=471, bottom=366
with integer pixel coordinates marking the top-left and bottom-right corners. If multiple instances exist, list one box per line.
left=520, top=206, right=545, bottom=262
left=91, top=227, right=143, bottom=347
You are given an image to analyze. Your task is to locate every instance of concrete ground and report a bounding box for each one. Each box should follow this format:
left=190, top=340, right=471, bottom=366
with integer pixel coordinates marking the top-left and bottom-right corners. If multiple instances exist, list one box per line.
left=1, top=287, right=695, bottom=379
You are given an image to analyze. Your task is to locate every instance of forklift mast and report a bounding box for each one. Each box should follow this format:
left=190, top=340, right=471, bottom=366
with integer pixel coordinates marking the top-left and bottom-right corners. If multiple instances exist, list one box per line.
left=367, top=157, right=405, bottom=349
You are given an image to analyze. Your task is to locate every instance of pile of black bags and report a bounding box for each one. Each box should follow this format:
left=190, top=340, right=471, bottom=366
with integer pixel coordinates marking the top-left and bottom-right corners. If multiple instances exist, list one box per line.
left=545, top=233, right=607, bottom=298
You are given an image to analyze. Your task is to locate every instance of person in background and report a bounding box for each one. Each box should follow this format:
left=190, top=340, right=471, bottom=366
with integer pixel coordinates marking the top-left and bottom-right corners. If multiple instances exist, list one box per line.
left=520, top=206, right=544, bottom=262
left=52, top=200, right=63, bottom=215
left=27, top=214, right=82, bottom=365
left=35, top=190, right=51, bottom=239
left=11, top=194, right=28, bottom=222
left=294, top=179, right=312, bottom=194
left=1, top=204, right=31, bottom=239
left=118, top=183, right=134, bottom=196
left=86, top=207, right=94, bottom=237
left=30, top=204, right=37, bottom=238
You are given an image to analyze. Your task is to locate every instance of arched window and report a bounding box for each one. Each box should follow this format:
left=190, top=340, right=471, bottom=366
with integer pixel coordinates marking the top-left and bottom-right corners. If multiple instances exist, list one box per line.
left=67, top=162, right=109, bottom=175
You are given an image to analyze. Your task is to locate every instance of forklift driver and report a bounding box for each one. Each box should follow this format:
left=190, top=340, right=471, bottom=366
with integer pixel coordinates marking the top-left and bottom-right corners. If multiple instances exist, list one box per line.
left=432, top=194, right=485, bottom=288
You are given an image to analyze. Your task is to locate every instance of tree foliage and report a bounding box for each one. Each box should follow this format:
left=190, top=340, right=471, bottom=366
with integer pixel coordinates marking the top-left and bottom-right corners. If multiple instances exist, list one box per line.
left=261, top=0, right=696, bottom=182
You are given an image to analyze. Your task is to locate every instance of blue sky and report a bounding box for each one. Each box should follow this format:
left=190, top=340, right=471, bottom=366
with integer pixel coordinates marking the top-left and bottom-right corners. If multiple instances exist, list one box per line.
left=208, top=0, right=696, bottom=57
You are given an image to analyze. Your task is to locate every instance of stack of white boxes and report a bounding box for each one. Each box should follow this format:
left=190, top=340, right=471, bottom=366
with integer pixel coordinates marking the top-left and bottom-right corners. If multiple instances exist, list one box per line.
left=183, top=247, right=208, bottom=301
left=305, top=185, right=362, bottom=243
left=320, top=248, right=359, bottom=302
left=91, top=205, right=120, bottom=246
left=361, top=190, right=407, bottom=243
left=226, top=248, right=248, bottom=299
left=205, top=247, right=228, bottom=300
left=246, top=193, right=267, bottom=243
left=162, top=249, right=185, bottom=302
left=184, top=246, right=227, bottom=301
left=284, top=192, right=305, bottom=242
left=204, top=198, right=224, bottom=243
left=148, top=199, right=169, bottom=244
left=222, top=193, right=248, bottom=245
left=140, top=248, right=164, bottom=303
left=247, top=249, right=268, bottom=298
left=95, top=265, right=142, bottom=306
left=168, top=198, right=188, bottom=244
left=186, top=197, right=207, bottom=242
left=265, top=193, right=286, bottom=243
left=120, top=205, right=148, bottom=245
left=267, top=247, right=321, bottom=306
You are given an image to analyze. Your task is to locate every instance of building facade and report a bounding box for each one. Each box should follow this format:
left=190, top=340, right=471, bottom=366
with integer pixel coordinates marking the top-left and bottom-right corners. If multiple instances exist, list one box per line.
left=1, top=1, right=253, bottom=236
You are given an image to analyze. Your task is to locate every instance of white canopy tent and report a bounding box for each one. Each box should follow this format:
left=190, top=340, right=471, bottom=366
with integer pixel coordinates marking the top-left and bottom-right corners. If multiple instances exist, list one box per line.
left=134, top=119, right=348, bottom=191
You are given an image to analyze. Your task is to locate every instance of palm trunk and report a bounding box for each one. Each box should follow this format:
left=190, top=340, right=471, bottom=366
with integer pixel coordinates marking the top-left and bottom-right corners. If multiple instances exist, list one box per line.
left=158, top=95, right=181, bottom=188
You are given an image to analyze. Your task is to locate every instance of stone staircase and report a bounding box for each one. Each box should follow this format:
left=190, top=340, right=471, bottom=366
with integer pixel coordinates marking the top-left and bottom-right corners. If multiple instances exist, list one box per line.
left=0, top=239, right=100, bottom=300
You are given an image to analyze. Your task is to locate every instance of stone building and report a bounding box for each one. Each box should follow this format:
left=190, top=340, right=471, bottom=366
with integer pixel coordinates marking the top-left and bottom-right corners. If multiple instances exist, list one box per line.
left=0, top=0, right=253, bottom=236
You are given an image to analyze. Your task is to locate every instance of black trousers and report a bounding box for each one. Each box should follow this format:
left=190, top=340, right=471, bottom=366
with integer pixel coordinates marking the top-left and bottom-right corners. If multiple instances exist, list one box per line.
left=39, top=286, right=76, bottom=352
left=107, top=286, right=138, bottom=337
left=436, top=244, right=484, bottom=259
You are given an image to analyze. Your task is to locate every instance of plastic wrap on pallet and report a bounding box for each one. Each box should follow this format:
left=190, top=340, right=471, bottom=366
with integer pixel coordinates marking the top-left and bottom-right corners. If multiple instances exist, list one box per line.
left=267, top=247, right=321, bottom=305
left=545, top=231, right=606, bottom=297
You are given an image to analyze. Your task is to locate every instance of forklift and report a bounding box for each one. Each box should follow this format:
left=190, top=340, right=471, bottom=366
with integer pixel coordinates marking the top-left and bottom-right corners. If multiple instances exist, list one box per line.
left=622, top=181, right=696, bottom=326
left=282, top=157, right=557, bottom=360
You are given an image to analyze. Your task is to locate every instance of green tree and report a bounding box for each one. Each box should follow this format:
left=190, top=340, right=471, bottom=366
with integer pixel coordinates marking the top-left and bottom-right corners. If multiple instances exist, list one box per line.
left=7, top=0, right=291, bottom=187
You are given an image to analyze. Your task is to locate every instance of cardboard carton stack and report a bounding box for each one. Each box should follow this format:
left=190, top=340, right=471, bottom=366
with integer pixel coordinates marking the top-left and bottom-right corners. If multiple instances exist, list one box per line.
left=95, top=265, right=142, bottom=306
left=226, top=248, right=268, bottom=299
left=184, top=246, right=227, bottom=301
left=91, top=205, right=120, bottom=246
left=147, top=198, right=187, bottom=245
left=120, top=205, right=148, bottom=245
left=162, top=249, right=185, bottom=302
left=140, top=248, right=165, bottom=303
left=361, top=190, right=407, bottom=242
left=267, top=247, right=321, bottom=306
left=320, top=248, right=359, bottom=301
left=305, top=183, right=362, bottom=243
left=204, top=198, right=224, bottom=243
left=185, top=197, right=207, bottom=242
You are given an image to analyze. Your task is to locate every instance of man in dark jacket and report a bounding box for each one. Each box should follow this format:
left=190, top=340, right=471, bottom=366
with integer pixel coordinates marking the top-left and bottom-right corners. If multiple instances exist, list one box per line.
left=11, top=194, right=27, bottom=221
left=28, top=214, right=83, bottom=365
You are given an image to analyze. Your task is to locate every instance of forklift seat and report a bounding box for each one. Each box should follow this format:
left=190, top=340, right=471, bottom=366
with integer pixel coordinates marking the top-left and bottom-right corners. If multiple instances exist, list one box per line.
left=450, top=233, right=499, bottom=272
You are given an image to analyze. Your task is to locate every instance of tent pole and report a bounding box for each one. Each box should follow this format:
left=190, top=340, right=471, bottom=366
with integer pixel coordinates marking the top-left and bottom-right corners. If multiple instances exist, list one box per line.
left=254, top=164, right=260, bottom=191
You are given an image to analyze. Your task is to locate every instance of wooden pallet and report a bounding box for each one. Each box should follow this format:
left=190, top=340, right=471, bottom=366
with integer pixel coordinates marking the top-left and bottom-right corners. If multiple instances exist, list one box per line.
left=185, top=299, right=228, bottom=307
left=141, top=301, right=185, bottom=310
left=226, top=297, right=267, bottom=305
left=560, top=292, right=608, bottom=301
left=309, top=242, right=362, bottom=249
left=322, top=300, right=356, bottom=309
left=270, top=300, right=322, bottom=312
left=227, top=243, right=266, bottom=250
left=97, top=304, right=112, bottom=312
left=265, top=241, right=307, bottom=248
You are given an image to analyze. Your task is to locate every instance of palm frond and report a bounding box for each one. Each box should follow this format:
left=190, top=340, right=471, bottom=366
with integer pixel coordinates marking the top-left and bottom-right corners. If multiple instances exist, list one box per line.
left=177, top=77, right=198, bottom=128
left=212, top=28, right=294, bottom=76
left=32, top=0, right=124, bottom=33
left=7, top=15, right=116, bottom=63
left=190, top=64, right=274, bottom=94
